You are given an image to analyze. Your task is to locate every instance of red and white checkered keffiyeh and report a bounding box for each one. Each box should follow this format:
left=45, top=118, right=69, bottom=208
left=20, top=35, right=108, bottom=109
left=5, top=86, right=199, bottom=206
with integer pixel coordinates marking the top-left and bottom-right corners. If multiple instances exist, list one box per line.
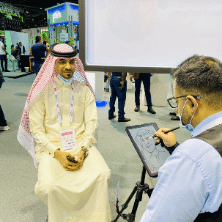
left=17, top=43, right=95, bottom=168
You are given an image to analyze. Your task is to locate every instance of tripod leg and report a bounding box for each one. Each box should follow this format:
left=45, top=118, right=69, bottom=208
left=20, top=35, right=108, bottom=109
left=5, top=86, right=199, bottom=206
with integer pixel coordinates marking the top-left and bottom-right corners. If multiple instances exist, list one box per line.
left=127, top=167, right=147, bottom=222
left=112, top=185, right=138, bottom=222
left=127, top=185, right=144, bottom=222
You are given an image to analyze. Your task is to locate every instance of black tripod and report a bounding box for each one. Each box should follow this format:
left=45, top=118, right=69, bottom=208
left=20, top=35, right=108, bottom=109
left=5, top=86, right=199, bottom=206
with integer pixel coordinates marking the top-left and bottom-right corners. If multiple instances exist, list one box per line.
left=112, top=166, right=154, bottom=222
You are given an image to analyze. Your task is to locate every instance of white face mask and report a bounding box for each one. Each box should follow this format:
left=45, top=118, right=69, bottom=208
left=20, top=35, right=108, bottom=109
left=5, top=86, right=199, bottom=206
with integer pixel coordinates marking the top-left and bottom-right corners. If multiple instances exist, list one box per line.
left=178, top=100, right=197, bottom=132
left=57, top=74, right=74, bottom=84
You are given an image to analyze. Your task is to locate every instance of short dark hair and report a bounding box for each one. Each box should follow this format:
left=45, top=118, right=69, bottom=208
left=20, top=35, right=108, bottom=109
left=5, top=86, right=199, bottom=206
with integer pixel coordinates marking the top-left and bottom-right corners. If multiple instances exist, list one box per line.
left=35, top=36, right=41, bottom=43
left=172, top=55, right=222, bottom=108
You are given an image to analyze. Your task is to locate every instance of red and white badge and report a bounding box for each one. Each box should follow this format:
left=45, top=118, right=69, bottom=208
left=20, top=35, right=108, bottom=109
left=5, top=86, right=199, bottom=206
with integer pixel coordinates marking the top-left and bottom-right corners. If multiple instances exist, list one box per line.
left=60, top=129, right=77, bottom=151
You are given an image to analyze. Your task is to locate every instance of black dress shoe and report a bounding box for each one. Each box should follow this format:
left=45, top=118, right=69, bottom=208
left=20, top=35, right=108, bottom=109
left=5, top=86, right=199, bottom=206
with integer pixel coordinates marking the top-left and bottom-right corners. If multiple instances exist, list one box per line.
left=108, top=115, right=116, bottom=120
left=134, top=106, right=140, bottom=112
left=118, top=118, right=131, bottom=122
left=169, top=112, right=177, bottom=116
left=5, top=70, right=10, bottom=72
left=148, top=108, right=156, bottom=114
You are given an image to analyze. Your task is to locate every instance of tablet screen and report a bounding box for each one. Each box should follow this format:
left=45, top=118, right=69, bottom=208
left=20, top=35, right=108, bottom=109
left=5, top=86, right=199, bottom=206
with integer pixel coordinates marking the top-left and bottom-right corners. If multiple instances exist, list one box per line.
left=126, top=123, right=171, bottom=177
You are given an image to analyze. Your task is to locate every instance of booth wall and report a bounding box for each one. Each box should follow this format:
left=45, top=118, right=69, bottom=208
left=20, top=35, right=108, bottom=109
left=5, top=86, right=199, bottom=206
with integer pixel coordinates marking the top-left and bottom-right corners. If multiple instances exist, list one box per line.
left=5, top=31, right=29, bottom=55
left=22, top=27, right=48, bottom=49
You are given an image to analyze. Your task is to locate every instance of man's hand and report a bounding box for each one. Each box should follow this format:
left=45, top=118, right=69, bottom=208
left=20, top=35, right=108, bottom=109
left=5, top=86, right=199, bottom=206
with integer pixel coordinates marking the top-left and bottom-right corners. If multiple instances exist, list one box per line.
left=54, top=149, right=82, bottom=171
left=154, top=128, right=177, bottom=147
left=151, top=73, right=154, bottom=76
left=119, top=81, right=125, bottom=90
left=75, top=149, right=86, bottom=169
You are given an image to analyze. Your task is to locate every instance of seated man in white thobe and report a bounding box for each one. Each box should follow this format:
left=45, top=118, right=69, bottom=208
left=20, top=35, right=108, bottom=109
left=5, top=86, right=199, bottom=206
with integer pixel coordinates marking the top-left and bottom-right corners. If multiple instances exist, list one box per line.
left=17, top=43, right=111, bottom=222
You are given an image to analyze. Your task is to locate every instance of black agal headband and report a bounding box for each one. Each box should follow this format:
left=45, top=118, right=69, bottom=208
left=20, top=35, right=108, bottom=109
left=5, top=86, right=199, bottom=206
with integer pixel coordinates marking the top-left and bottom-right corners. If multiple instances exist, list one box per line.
left=50, top=43, right=77, bottom=58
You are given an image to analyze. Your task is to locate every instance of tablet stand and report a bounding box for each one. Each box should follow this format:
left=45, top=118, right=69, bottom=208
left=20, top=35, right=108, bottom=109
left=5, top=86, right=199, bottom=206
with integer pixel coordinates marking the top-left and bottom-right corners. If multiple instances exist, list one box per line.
left=112, top=166, right=154, bottom=222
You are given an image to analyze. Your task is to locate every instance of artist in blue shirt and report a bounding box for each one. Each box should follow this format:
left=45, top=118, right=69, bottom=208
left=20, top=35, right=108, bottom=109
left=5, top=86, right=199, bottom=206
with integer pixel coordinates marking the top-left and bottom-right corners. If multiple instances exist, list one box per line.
left=140, top=55, right=222, bottom=222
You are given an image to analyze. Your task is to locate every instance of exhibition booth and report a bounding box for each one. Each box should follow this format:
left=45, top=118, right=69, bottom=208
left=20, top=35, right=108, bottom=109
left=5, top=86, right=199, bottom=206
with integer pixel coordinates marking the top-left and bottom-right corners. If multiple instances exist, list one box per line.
left=45, top=2, right=79, bottom=47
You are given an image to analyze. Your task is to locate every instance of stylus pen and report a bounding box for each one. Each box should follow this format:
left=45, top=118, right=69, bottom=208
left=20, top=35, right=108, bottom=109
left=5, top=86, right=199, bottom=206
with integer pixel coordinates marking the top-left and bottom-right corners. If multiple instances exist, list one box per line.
left=148, top=126, right=180, bottom=139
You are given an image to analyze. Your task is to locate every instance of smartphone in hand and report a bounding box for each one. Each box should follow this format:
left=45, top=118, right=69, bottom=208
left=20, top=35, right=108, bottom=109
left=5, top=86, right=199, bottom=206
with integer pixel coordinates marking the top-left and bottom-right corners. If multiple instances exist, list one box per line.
left=67, top=156, right=78, bottom=163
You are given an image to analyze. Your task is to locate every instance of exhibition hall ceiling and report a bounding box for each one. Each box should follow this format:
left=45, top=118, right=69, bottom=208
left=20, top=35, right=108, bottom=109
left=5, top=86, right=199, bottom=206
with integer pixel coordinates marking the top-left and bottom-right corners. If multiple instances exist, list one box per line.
left=2, top=0, right=78, bottom=29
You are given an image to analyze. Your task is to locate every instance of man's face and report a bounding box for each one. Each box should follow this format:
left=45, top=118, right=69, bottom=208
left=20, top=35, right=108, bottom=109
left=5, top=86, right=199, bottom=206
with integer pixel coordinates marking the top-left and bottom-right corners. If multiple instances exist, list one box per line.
left=55, top=58, right=75, bottom=79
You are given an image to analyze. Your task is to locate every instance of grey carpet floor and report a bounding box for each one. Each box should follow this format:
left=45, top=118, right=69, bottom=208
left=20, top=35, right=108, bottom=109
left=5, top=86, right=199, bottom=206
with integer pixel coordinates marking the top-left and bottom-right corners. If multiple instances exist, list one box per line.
left=0, top=72, right=191, bottom=222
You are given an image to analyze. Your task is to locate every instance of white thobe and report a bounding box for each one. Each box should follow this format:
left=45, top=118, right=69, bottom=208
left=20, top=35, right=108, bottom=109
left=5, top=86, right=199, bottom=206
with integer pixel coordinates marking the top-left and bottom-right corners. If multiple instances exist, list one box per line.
left=29, top=77, right=111, bottom=222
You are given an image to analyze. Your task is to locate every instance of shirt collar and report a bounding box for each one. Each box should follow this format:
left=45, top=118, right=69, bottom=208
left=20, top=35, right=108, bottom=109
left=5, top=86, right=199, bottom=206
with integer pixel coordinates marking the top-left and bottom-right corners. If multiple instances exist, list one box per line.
left=191, top=110, right=222, bottom=137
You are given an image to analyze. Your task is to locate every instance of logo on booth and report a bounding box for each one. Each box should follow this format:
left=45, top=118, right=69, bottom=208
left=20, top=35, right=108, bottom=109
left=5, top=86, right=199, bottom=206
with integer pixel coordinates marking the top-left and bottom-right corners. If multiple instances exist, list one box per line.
left=53, top=11, right=62, bottom=23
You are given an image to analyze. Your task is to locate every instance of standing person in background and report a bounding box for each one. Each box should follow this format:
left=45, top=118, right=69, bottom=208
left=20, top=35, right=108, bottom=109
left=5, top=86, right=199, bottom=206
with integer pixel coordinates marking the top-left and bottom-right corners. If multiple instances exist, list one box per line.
left=12, top=46, right=21, bottom=69
left=17, top=42, right=22, bottom=55
left=31, top=36, right=49, bottom=75
left=108, top=72, right=131, bottom=122
left=129, top=73, right=156, bottom=114
left=11, top=45, right=15, bottom=54
left=0, top=37, right=10, bottom=72
left=0, top=69, right=9, bottom=131
left=22, top=43, right=26, bottom=54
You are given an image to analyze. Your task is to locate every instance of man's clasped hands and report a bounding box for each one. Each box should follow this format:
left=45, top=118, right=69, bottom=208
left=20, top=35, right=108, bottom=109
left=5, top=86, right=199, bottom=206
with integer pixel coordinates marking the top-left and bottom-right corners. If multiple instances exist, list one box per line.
left=54, top=148, right=86, bottom=171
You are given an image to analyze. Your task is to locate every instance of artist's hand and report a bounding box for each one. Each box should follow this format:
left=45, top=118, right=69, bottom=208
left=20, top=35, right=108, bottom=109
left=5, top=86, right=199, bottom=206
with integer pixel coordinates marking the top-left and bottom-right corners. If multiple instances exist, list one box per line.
left=107, top=77, right=110, bottom=84
left=154, top=128, right=177, bottom=147
left=150, top=73, right=154, bottom=76
left=54, top=149, right=81, bottom=171
left=119, top=81, right=125, bottom=90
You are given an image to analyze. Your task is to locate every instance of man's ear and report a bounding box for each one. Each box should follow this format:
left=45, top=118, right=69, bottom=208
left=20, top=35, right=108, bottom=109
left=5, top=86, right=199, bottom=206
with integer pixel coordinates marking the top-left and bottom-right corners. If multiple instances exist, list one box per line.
left=187, top=96, right=198, bottom=112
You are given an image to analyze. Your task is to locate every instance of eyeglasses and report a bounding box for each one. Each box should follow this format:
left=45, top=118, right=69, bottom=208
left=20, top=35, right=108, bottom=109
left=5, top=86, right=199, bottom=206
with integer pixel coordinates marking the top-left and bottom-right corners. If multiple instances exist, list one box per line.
left=167, top=95, right=201, bottom=108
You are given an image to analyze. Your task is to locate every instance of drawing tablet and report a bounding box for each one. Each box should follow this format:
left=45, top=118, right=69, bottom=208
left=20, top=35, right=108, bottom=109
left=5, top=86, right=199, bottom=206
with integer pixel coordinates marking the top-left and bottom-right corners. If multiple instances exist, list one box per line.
left=125, top=123, right=171, bottom=177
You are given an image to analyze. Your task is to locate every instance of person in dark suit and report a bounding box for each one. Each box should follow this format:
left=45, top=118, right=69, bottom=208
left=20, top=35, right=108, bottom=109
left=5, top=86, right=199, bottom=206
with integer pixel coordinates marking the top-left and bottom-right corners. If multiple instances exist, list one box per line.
left=129, top=73, right=156, bottom=114
left=108, top=72, right=131, bottom=122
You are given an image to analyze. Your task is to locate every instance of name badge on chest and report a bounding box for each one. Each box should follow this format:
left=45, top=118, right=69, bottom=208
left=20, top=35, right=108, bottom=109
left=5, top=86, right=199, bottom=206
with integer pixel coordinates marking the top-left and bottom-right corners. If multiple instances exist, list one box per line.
left=60, top=129, right=77, bottom=151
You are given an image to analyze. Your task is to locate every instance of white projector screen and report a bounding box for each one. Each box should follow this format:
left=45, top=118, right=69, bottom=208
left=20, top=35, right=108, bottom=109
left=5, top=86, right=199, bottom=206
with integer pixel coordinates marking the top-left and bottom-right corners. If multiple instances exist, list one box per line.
left=79, top=0, right=222, bottom=73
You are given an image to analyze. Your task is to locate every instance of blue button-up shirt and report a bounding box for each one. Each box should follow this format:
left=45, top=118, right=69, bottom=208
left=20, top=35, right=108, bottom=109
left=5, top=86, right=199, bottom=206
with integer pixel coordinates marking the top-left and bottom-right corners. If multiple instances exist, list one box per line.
left=140, top=111, right=222, bottom=222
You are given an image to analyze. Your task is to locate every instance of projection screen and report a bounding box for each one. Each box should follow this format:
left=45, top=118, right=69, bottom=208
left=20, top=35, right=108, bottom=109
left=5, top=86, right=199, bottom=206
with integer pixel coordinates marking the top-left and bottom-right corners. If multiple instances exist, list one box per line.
left=79, top=0, right=222, bottom=73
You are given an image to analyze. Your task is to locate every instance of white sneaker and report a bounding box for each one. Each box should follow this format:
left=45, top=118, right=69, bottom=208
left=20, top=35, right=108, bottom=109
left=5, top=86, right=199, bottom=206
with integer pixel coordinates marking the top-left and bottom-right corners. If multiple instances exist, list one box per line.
left=0, top=126, right=9, bottom=131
